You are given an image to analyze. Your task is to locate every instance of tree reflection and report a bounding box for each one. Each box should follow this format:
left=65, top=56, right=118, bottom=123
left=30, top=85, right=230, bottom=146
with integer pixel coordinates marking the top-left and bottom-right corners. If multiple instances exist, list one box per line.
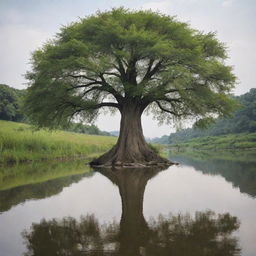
left=22, top=168, right=241, bottom=256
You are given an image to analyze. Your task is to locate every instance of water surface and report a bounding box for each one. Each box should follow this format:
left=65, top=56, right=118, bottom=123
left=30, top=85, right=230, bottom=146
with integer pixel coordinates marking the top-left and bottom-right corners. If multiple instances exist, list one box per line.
left=0, top=152, right=255, bottom=255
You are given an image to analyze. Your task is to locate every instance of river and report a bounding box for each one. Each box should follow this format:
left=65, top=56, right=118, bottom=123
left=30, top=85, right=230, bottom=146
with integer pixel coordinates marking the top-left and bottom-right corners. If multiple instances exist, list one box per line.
left=0, top=151, right=255, bottom=255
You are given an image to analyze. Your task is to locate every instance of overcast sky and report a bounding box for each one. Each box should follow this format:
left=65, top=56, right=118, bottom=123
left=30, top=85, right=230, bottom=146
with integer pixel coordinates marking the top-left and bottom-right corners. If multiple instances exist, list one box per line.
left=0, top=0, right=255, bottom=138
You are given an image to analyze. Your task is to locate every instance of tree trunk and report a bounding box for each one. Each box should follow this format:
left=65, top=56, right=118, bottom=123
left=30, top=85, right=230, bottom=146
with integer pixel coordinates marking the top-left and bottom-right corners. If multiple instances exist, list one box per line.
left=90, top=102, right=172, bottom=167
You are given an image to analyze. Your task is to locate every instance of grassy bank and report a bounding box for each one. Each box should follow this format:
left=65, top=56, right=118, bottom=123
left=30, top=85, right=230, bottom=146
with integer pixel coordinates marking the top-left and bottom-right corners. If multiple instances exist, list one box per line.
left=169, top=133, right=256, bottom=151
left=0, top=120, right=116, bottom=165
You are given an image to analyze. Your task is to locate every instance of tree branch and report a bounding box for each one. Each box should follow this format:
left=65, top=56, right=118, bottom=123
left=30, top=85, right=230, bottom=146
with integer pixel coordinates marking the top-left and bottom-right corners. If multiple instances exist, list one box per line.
left=67, top=81, right=102, bottom=91
left=81, top=86, right=103, bottom=96
left=68, top=102, right=120, bottom=122
left=158, top=96, right=182, bottom=103
left=67, top=74, right=99, bottom=82
left=165, top=88, right=195, bottom=93
left=94, top=102, right=120, bottom=109
left=114, top=56, right=126, bottom=81
left=61, top=100, right=120, bottom=112
left=99, top=73, right=123, bottom=103
left=145, top=59, right=154, bottom=77
left=103, top=72, right=121, bottom=78
left=156, top=101, right=182, bottom=117
left=141, top=60, right=163, bottom=83
left=66, top=73, right=124, bottom=103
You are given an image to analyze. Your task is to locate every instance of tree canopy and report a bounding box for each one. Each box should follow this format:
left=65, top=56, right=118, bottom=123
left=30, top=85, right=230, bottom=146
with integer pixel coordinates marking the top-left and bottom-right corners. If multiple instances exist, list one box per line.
left=25, top=8, right=235, bottom=128
left=24, top=8, right=236, bottom=166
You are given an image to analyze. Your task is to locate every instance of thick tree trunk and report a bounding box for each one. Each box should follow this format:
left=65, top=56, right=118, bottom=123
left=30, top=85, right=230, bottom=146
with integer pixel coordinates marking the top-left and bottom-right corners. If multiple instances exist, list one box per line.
left=90, top=102, right=172, bottom=167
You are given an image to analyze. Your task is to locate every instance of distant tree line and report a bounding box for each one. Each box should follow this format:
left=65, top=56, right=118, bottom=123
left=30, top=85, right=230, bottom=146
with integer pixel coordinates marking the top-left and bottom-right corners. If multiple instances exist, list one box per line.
left=66, top=123, right=111, bottom=136
left=0, top=84, right=26, bottom=122
left=152, top=88, right=256, bottom=144
left=0, top=84, right=111, bottom=136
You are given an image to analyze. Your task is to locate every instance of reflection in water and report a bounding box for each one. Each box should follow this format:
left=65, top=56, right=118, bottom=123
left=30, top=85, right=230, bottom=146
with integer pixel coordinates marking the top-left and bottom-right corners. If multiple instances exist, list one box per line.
left=0, top=173, right=91, bottom=213
left=0, top=160, right=92, bottom=191
left=170, top=151, right=256, bottom=198
left=0, top=160, right=93, bottom=213
left=22, top=168, right=241, bottom=256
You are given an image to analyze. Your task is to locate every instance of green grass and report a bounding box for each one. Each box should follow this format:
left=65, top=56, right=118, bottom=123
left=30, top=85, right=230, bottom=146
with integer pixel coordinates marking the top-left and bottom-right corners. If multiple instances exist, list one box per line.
left=0, top=120, right=116, bottom=165
left=148, top=143, right=168, bottom=158
left=169, top=133, right=256, bottom=151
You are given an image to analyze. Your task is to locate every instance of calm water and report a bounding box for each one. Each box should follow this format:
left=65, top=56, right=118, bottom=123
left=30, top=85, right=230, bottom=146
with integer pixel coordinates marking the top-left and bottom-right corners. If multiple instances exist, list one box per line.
left=0, top=151, right=256, bottom=256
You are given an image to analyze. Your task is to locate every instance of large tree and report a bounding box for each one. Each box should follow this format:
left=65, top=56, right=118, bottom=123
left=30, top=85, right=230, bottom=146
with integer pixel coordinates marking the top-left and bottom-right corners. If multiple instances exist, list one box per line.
left=25, top=8, right=236, bottom=167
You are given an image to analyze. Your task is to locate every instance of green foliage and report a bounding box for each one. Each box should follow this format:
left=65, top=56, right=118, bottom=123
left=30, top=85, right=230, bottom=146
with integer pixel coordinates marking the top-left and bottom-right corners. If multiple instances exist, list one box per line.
left=193, top=117, right=215, bottom=129
left=67, top=122, right=111, bottom=136
left=147, top=143, right=168, bottom=158
left=0, top=84, right=25, bottom=121
left=147, top=143, right=160, bottom=154
left=25, top=8, right=235, bottom=129
left=0, top=120, right=116, bottom=165
left=168, top=88, right=256, bottom=144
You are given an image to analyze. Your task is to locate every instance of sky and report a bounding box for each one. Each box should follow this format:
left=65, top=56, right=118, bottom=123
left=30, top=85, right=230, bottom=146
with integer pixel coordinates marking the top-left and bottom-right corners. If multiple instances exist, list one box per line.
left=0, top=0, right=255, bottom=138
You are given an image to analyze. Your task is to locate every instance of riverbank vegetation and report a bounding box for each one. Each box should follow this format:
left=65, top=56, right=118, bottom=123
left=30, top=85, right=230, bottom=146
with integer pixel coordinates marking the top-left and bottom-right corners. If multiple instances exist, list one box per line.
left=169, top=133, right=256, bottom=151
left=152, top=88, right=256, bottom=151
left=0, top=120, right=116, bottom=165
